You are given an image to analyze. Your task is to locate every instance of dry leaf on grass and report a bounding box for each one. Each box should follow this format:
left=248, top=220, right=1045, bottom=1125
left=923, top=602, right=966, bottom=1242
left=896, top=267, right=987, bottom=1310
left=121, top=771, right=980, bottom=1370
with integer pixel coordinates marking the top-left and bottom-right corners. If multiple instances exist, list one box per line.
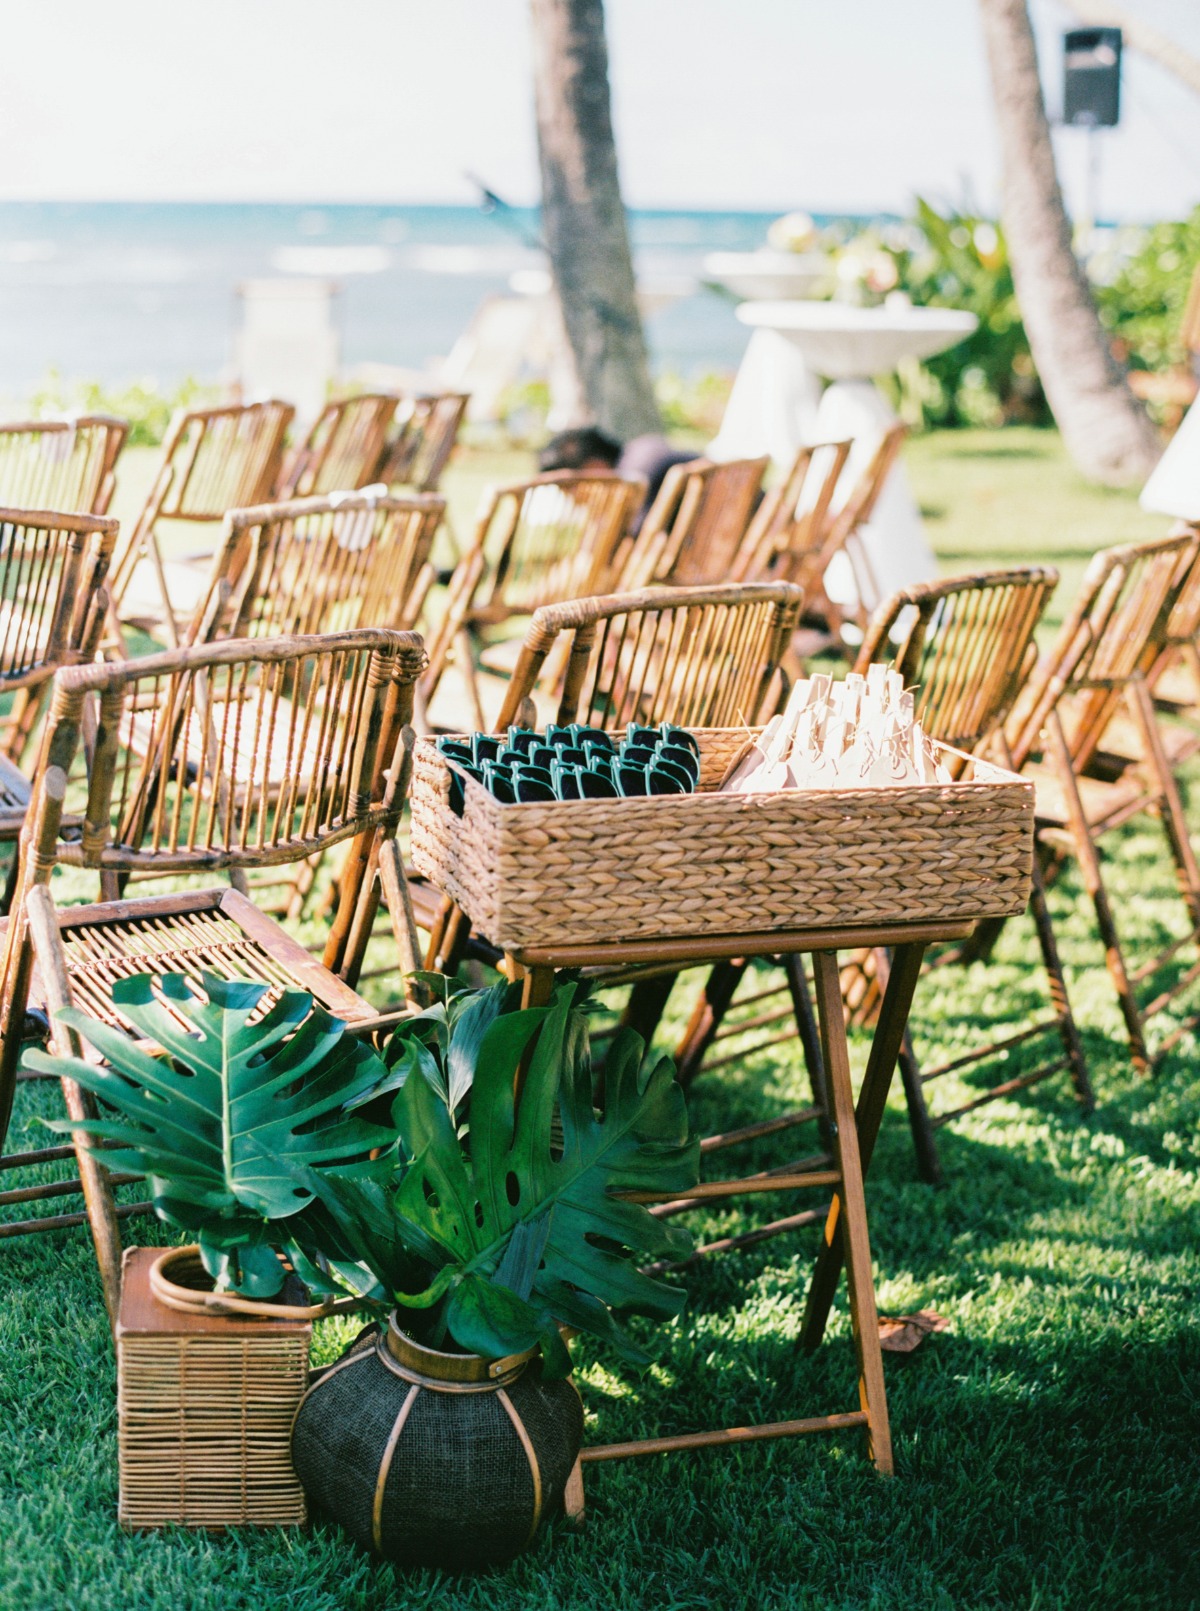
left=878, top=1310, right=950, bottom=1353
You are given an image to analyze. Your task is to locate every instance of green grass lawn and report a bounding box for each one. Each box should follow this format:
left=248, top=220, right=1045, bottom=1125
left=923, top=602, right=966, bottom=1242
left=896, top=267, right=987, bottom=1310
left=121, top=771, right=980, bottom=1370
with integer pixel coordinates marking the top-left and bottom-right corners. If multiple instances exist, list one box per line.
left=2, top=428, right=1199, bottom=1610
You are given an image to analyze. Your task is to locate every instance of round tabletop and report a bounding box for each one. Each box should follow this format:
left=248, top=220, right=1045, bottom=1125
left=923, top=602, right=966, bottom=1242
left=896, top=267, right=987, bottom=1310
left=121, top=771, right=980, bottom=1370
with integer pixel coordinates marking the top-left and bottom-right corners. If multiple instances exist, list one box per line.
left=737, top=300, right=978, bottom=379
left=704, top=250, right=832, bottom=302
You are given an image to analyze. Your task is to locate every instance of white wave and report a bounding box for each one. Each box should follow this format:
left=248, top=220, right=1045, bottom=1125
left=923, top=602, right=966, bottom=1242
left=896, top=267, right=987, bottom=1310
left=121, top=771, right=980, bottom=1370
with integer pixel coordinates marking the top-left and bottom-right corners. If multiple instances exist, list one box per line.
left=271, top=245, right=391, bottom=276
left=0, top=240, right=55, bottom=264
left=399, top=243, right=540, bottom=277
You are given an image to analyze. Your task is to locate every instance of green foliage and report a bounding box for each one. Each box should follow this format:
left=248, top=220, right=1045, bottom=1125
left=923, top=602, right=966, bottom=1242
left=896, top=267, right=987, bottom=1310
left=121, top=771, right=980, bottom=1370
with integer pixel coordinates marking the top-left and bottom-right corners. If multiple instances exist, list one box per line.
left=27, top=973, right=396, bottom=1296
left=827, top=200, right=1047, bottom=429
left=27, top=372, right=215, bottom=446
left=297, top=978, right=699, bottom=1375
left=655, top=370, right=734, bottom=439
left=898, top=199, right=1047, bottom=429
left=1096, top=207, right=1200, bottom=375
left=2, top=433, right=1197, bottom=1607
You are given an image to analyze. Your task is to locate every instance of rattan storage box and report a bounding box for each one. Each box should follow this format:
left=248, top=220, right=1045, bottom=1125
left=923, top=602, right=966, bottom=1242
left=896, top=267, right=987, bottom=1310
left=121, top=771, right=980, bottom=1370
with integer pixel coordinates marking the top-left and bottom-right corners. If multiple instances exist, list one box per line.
left=410, top=729, right=1035, bottom=950
left=115, top=1247, right=309, bottom=1530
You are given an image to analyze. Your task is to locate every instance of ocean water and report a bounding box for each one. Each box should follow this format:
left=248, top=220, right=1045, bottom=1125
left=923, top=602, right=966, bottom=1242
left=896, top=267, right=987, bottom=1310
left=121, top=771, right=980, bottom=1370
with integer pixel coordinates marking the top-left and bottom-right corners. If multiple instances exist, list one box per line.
left=0, top=201, right=863, bottom=400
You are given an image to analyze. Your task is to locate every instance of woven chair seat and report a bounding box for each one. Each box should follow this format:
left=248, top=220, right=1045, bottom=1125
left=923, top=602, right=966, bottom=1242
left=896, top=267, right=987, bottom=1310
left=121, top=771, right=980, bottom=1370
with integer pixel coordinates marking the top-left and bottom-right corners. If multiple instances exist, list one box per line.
left=9, top=887, right=380, bottom=1048
left=114, top=556, right=211, bottom=631
left=1082, top=711, right=1200, bottom=778
left=476, top=636, right=526, bottom=677
left=1025, top=759, right=1158, bottom=834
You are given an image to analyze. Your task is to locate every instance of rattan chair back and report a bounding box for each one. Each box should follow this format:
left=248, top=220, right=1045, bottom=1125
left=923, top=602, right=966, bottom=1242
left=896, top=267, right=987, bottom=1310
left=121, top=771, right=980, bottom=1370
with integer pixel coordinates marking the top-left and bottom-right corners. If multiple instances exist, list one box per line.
left=617, top=457, right=769, bottom=590
left=377, top=392, right=469, bottom=492
left=494, top=581, right=804, bottom=732
left=0, top=507, right=119, bottom=762
left=189, top=491, right=444, bottom=643
left=1009, top=531, right=1196, bottom=772
left=34, top=629, right=423, bottom=879
left=474, top=470, right=641, bottom=619
left=0, top=417, right=128, bottom=517
left=803, top=425, right=907, bottom=632
left=855, top=566, right=1059, bottom=761
left=110, top=400, right=295, bottom=622
left=278, top=393, right=401, bottom=499
left=741, top=440, right=853, bottom=587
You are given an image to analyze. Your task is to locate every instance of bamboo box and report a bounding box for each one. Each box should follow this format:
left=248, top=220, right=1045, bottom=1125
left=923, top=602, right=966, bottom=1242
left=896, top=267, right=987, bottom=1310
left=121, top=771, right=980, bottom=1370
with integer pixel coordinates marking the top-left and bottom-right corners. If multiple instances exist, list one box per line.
left=115, top=1247, right=310, bottom=1530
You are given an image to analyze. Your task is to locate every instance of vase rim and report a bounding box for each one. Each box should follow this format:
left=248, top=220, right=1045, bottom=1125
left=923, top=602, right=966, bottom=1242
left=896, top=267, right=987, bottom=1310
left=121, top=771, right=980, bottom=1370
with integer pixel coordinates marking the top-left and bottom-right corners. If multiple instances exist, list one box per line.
left=385, top=1312, right=535, bottom=1385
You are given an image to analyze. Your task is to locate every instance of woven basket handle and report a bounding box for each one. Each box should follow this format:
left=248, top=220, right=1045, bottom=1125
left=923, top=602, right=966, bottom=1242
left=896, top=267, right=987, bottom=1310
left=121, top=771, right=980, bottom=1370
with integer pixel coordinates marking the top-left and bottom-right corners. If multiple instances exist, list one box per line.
left=149, top=1246, right=369, bottom=1322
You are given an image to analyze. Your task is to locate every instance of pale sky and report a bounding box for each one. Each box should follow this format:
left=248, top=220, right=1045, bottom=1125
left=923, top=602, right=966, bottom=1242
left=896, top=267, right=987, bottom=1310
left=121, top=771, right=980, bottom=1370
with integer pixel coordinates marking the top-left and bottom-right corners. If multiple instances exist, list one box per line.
left=0, top=0, right=1197, bottom=219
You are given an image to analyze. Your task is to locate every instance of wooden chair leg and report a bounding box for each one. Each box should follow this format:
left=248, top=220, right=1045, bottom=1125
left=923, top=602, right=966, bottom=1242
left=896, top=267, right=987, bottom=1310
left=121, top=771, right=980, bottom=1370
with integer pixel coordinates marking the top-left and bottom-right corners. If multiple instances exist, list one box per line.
left=457, top=627, right=488, bottom=734
left=24, top=884, right=125, bottom=1327
left=808, top=949, right=893, bottom=1475
left=1045, top=710, right=1151, bottom=1071
left=563, top=1456, right=585, bottom=1524
left=801, top=940, right=926, bottom=1356
left=1129, top=676, right=1200, bottom=926
left=781, top=953, right=832, bottom=1152
left=145, top=528, right=181, bottom=650
left=1026, top=843, right=1093, bottom=1109
left=870, top=946, right=942, bottom=1186
left=674, top=960, right=749, bottom=1086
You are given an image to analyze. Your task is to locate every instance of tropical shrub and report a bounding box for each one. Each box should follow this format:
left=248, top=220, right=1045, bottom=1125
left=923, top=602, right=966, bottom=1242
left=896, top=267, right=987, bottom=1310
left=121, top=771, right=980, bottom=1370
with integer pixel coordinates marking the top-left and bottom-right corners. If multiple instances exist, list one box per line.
left=1095, top=207, right=1200, bottom=377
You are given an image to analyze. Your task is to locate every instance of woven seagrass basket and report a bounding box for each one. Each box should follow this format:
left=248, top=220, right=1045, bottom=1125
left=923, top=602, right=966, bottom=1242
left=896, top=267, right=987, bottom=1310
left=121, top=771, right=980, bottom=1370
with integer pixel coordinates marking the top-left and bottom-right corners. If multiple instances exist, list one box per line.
left=411, top=729, right=1034, bottom=950
left=115, top=1247, right=312, bottom=1530
left=291, top=1314, right=583, bottom=1570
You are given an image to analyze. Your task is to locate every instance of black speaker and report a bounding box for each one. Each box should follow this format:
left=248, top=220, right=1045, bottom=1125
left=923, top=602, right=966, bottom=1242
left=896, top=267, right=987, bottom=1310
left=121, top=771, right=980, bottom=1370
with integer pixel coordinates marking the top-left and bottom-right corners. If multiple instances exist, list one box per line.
left=1063, top=28, right=1121, bottom=127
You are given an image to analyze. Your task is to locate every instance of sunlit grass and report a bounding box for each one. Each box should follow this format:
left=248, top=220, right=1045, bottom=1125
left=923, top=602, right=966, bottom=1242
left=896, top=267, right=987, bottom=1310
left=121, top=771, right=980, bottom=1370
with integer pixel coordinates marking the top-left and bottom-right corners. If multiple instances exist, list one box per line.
left=1, top=428, right=1197, bottom=1609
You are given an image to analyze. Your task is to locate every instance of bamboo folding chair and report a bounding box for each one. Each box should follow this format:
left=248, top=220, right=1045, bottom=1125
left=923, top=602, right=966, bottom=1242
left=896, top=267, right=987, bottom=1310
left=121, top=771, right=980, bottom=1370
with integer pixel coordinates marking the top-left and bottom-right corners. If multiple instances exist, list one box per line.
left=0, top=507, right=119, bottom=771
left=181, top=491, right=444, bottom=916
left=790, top=425, right=907, bottom=647
left=108, top=400, right=295, bottom=647
left=847, top=567, right=1095, bottom=1179
left=613, top=456, right=769, bottom=591
left=0, top=417, right=128, bottom=517
left=376, top=392, right=469, bottom=494
left=739, top=439, right=852, bottom=588
left=421, top=469, right=644, bottom=732
left=0, top=627, right=425, bottom=1319
left=276, top=393, right=402, bottom=500
left=1084, top=523, right=1200, bottom=781
left=186, top=491, right=445, bottom=645
left=1002, top=531, right=1200, bottom=1071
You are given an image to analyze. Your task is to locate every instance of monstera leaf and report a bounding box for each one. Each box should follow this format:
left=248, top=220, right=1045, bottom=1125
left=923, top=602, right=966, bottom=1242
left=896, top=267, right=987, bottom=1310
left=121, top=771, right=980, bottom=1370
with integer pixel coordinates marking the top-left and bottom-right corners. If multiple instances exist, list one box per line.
left=368, top=973, right=525, bottom=1120
left=28, top=971, right=396, bottom=1296
left=301, top=980, right=700, bottom=1375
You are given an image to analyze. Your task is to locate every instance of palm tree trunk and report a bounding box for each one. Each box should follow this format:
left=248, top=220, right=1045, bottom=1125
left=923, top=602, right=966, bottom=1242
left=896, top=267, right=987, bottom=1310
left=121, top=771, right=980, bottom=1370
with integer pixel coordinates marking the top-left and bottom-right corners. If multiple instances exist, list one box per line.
left=978, top=0, right=1159, bottom=485
left=530, top=0, right=661, bottom=439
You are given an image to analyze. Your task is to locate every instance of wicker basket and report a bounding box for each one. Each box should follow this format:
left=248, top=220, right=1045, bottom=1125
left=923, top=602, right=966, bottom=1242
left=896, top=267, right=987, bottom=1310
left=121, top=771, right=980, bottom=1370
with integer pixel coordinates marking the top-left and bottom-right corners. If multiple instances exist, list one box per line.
left=115, top=1247, right=310, bottom=1530
left=411, top=729, right=1034, bottom=950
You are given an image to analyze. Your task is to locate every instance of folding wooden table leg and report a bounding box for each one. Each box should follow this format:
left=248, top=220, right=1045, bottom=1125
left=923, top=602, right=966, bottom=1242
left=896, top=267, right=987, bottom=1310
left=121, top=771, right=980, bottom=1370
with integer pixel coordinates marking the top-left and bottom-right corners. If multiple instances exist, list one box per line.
left=801, top=940, right=927, bottom=1357
left=807, top=948, right=893, bottom=1473
left=875, top=944, right=943, bottom=1187
left=781, top=953, right=831, bottom=1148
